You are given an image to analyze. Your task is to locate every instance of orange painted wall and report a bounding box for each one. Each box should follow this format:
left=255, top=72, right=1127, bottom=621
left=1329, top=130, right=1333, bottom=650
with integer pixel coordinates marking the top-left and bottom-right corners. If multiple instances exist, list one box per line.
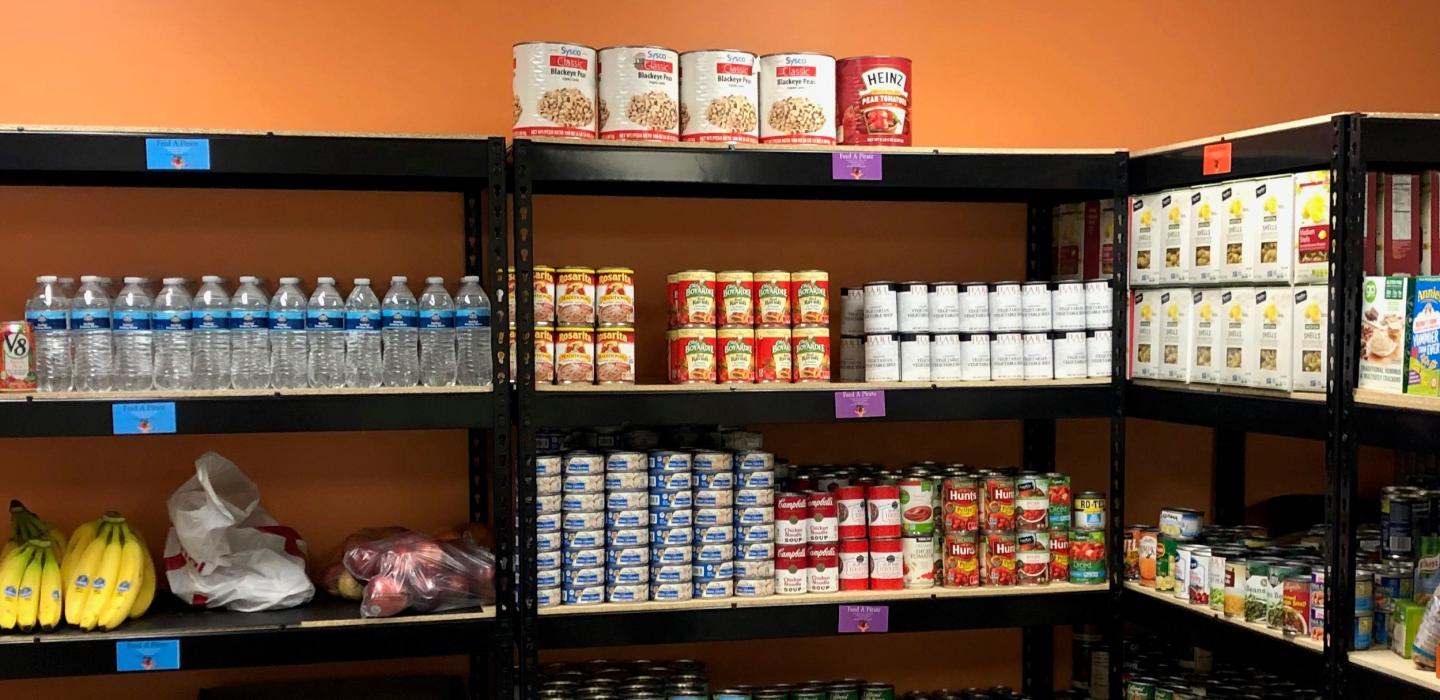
left=2, top=1, right=1438, bottom=697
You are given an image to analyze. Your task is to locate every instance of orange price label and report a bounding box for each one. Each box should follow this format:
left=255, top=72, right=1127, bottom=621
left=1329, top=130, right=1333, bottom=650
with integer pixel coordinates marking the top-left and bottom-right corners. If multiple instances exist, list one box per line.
left=1202, top=142, right=1232, bottom=176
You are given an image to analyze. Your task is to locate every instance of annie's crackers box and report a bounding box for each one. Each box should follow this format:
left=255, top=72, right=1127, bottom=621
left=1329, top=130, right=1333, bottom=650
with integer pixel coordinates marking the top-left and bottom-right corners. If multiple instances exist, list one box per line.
left=1407, top=277, right=1440, bottom=396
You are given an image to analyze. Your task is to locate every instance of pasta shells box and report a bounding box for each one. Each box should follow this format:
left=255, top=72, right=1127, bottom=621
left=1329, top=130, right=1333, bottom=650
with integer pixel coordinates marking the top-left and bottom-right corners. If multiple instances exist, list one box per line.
left=1407, top=277, right=1440, bottom=396
left=1160, top=190, right=1192, bottom=284
left=1158, top=288, right=1192, bottom=382
left=1130, top=193, right=1162, bottom=286
left=1130, top=289, right=1159, bottom=379
left=1218, top=287, right=1255, bottom=387
left=1251, top=287, right=1293, bottom=391
left=1189, top=288, right=1223, bottom=384
left=1252, top=176, right=1295, bottom=284
left=1293, top=170, right=1331, bottom=282
left=1358, top=276, right=1413, bottom=393
left=1291, top=286, right=1328, bottom=393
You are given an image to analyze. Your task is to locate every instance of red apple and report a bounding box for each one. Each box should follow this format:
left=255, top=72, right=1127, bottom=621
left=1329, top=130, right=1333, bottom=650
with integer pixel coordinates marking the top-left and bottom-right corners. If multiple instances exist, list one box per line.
left=361, top=573, right=409, bottom=618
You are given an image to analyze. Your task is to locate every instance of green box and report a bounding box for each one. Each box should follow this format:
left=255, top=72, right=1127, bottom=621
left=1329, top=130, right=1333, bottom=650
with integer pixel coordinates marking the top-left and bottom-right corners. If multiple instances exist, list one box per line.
left=1359, top=276, right=1414, bottom=393
left=1391, top=600, right=1425, bottom=659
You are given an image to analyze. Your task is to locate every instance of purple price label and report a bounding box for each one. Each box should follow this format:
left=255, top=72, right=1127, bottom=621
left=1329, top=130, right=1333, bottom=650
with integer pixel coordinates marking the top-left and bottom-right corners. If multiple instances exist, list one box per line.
left=834, top=390, right=885, bottom=419
left=838, top=604, right=889, bottom=633
left=832, top=152, right=882, bottom=181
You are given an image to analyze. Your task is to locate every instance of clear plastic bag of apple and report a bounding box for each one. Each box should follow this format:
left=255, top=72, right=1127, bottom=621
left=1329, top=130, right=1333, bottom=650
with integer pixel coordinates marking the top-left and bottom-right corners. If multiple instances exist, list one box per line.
left=338, top=528, right=496, bottom=618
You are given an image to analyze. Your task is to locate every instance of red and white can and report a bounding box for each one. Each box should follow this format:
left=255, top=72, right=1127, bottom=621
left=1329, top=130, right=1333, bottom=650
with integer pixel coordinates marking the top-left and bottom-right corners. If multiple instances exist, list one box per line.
left=837, top=56, right=912, bottom=147
left=718, top=270, right=755, bottom=327
left=942, top=476, right=980, bottom=533
left=792, top=325, right=831, bottom=383
left=534, top=266, right=556, bottom=326
left=866, top=484, right=901, bottom=538
left=807, top=541, right=839, bottom=593
left=755, top=326, right=793, bottom=384
left=754, top=271, right=792, bottom=325
left=983, top=531, right=1017, bottom=586
left=555, top=267, right=596, bottom=326
left=534, top=326, right=555, bottom=384
left=869, top=537, right=903, bottom=590
left=759, top=52, right=837, bottom=145
left=595, top=326, right=635, bottom=384
left=835, top=485, right=868, bottom=539
left=596, top=267, right=635, bottom=325
left=902, top=535, right=936, bottom=589
left=554, top=326, right=596, bottom=384
left=839, top=538, right=870, bottom=590
left=982, top=474, right=1016, bottom=532
left=1048, top=529, right=1070, bottom=582
left=671, top=270, right=717, bottom=327
left=668, top=327, right=717, bottom=384
left=775, top=544, right=809, bottom=595
left=807, top=491, right=839, bottom=542
left=679, top=50, right=760, bottom=144
left=790, top=270, right=830, bottom=324
left=598, top=45, right=680, bottom=142
left=717, top=327, right=755, bottom=384
left=776, top=493, right=809, bottom=545
left=944, top=533, right=981, bottom=587
left=1016, top=531, right=1051, bottom=586
left=512, top=42, right=598, bottom=140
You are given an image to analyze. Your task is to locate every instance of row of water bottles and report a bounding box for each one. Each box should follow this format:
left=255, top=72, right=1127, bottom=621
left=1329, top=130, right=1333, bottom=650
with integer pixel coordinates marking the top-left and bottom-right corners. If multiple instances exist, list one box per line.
left=25, top=274, right=493, bottom=392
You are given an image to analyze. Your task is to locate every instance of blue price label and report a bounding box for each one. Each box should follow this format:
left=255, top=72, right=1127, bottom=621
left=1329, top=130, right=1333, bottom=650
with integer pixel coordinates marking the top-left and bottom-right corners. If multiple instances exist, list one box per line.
left=112, top=402, right=177, bottom=435
left=116, top=639, right=181, bottom=672
left=145, top=138, right=211, bottom=170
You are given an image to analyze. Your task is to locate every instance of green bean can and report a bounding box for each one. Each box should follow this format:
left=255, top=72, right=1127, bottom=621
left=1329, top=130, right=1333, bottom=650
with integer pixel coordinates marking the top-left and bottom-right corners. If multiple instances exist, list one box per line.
left=794, top=687, right=828, bottom=700
left=1245, top=559, right=1271, bottom=623
left=1125, top=678, right=1156, bottom=700
left=860, top=683, right=895, bottom=700
left=827, top=682, right=861, bottom=700
left=1153, top=685, right=1176, bottom=700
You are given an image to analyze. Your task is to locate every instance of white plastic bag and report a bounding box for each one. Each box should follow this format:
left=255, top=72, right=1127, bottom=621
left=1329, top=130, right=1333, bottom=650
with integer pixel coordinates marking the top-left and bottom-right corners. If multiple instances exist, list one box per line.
left=163, top=451, right=314, bottom=612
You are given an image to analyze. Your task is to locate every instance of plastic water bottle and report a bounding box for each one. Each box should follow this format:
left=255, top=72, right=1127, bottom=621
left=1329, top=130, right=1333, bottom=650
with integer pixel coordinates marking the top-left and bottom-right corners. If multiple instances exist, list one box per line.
left=152, top=278, right=194, bottom=390
left=381, top=276, right=419, bottom=387
left=192, top=275, right=231, bottom=390
left=344, top=278, right=383, bottom=388
left=26, top=275, right=71, bottom=392
left=112, top=277, right=154, bottom=391
left=455, top=275, right=493, bottom=386
left=230, top=276, right=271, bottom=389
left=70, top=275, right=113, bottom=392
left=306, top=277, right=346, bottom=388
left=270, top=277, right=308, bottom=389
left=418, top=277, right=457, bottom=387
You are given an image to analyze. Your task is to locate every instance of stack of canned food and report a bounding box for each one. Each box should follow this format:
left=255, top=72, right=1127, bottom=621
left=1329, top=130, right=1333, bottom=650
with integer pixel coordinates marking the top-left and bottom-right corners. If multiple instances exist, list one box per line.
left=839, top=278, right=1111, bottom=383
left=668, top=270, right=830, bottom=384
left=1358, top=481, right=1440, bottom=661
left=1120, top=634, right=1324, bottom=699
left=508, top=265, right=637, bottom=384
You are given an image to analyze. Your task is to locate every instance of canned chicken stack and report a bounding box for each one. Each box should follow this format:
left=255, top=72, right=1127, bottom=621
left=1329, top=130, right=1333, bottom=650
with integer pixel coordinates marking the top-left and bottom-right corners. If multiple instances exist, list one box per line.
left=509, top=265, right=636, bottom=385
left=733, top=451, right=778, bottom=597
left=841, top=279, right=1112, bottom=383
left=649, top=450, right=695, bottom=601
left=534, top=454, right=563, bottom=607
left=561, top=452, right=608, bottom=605
left=667, top=270, right=831, bottom=384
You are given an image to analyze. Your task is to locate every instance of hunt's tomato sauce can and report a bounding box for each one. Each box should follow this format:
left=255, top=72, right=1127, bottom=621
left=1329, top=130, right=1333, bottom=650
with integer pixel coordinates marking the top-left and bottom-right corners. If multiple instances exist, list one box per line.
left=835, top=485, right=867, bottom=539
left=944, top=532, right=980, bottom=587
left=791, top=325, right=831, bottom=382
left=839, top=538, right=869, bottom=590
left=1049, top=529, right=1070, bottom=582
left=869, top=537, right=903, bottom=590
left=982, top=473, right=1016, bottom=532
left=790, top=270, right=830, bottom=324
left=754, top=271, right=791, bottom=325
left=668, top=327, right=716, bottom=384
left=837, top=56, right=912, bottom=147
left=672, top=270, right=718, bottom=326
left=718, top=270, right=755, bottom=327
left=755, top=326, right=793, bottom=383
left=718, top=327, right=755, bottom=384
left=983, top=531, right=1017, bottom=586
left=943, top=476, right=979, bottom=533
left=866, top=483, right=901, bottom=538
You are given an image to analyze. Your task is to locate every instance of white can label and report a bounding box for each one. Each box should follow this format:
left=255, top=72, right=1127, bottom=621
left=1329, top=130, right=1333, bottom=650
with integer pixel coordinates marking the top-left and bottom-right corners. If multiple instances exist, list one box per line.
left=809, top=564, right=839, bottom=593
left=962, top=335, right=993, bottom=381
left=840, top=550, right=869, bottom=580
left=1022, top=333, right=1053, bottom=380
left=839, top=336, right=864, bottom=382
left=900, top=334, right=931, bottom=382
left=599, top=46, right=680, bottom=142
left=807, top=516, right=839, bottom=542
left=1052, top=282, right=1087, bottom=331
left=989, top=285, right=1022, bottom=331
left=992, top=333, right=1024, bottom=380
left=1021, top=286, right=1053, bottom=332
left=680, top=50, right=759, bottom=143
left=1054, top=332, right=1089, bottom=379
left=864, top=333, right=899, bottom=382
left=1085, top=280, right=1112, bottom=329
left=929, top=333, right=962, bottom=381
left=513, top=42, right=598, bottom=139
left=863, top=285, right=897, bottom=333
left=759, top=53, right=837, bottom=145
left=778, top=518, right=808, bottom=545
left=841, top=289, right=866, bottom=336
left=870, top=548, right=903, bottom=581
left=776, top=567, right=810, bottom=594
left=897, top=283, right=930, bottom=332
left=960, top=285, right=991, bottom=332
left=928, top=285, right=961, bottom=332
left=1088, top=331, right=1112, bottom=378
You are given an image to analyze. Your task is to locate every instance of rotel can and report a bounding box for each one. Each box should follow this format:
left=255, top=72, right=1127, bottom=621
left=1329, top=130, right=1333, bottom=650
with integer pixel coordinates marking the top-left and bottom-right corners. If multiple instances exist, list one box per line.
left=869, top=537, right=903, bottom=590
left=981, top=473, right=1016, bottom=532
left=754, top=271, right=792, bottom=325
left=983, top=531, right=1017, bottom=586
left=902, top=535, right=935, bottom=589
left=807, top=491, right=839, bottom=542
left=791, top=270, right=830, bottom=324
left=835, top=485, right=867, bottom=539
left=942, top=476, right=979, bottom=533
left=1, top=321, right=37, bottom=391
left=839, top=538, right=870, bottom=590
left=718, top=326, right=756, bottom=384
left=791, top=325, right=831, bottom=382
left=898, top=477, right=936, bottom=536
left=808, top=540, right=839, bottom=593
left=776, top=492, right=809, bottom=545
left=1045, top=472, right=1072, bottom=530
left=1049, top=529, right=1071, bottom=582
left=866, top=484, right=901, bottom=538
left=755, top=325, right=793, bottom=383
left=944, top=532, right=980, bottom=587
left=668, top=326, right=717, bottom=384
left=837, top=56, right=912, bottom=147
left=672, top=269, right=718, bottom=326
left=1016, top=531, right=1051, bottom=585
left=718, top=270, right=755, bottom=327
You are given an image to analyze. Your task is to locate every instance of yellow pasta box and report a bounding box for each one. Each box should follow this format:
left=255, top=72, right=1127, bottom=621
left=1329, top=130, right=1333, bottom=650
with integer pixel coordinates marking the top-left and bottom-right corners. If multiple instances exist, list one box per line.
left=1293, top=170, right=1332, bottom=282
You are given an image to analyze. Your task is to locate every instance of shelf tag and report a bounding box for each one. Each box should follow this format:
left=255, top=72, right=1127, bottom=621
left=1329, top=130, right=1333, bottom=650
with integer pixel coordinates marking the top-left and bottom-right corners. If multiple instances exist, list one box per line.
left=116, top=639, right=181, bottom=672
left=145, top=138, right=211, bottom=170
left=1202, top=142, right=1232, bottom=176
left=838, top=604, right=889, bottom=633
left=112, top=402, right=177, bottom=435
left=832, top=152, right=882, bottom=181
left=834, top=390, right=885, bottom=419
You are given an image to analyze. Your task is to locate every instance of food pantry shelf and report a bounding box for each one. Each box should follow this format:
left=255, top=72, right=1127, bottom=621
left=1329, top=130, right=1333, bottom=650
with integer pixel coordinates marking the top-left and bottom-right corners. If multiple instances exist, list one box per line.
left=1354, top=389, right=1440, bottom=452
left=535, top=583, right=1107, bottom=648
left=0, top=385, right=494, bottom=437
left=0, top=598, right=496, bottom=680
left=1121, top=583, right=1324, bottom=676
left=1128, top=114, right=1340, bottom=193
left=528, top=378, right=1110, bottom=427
left=1349, top=648, right=1440, bottom=699
left=1125, top=380, right=1326, bottom=439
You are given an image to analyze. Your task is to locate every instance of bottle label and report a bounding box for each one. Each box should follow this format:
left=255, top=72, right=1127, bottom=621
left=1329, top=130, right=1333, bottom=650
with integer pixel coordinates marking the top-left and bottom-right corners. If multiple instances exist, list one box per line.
left=306, top=310, right=343, bottom=330
left=270, top=310, right=305, bottom=331
left=72, top=310, right=112, bottom=331
left=383, top=309, right=419, bottom=329
left=25, top=310, right=67, bottom=332
left=420, top=309, right=455, bottom=330
left=114, top=310, right=152, bottom=332
left=194, top=309, right=230, bottom=331
left=230, top=309, right=269, bottom=330
left=154, top=310, right=192, bottom=332
left=346, top=311, right=380, bottom=331
left=456, top=308, right=492, bottom=329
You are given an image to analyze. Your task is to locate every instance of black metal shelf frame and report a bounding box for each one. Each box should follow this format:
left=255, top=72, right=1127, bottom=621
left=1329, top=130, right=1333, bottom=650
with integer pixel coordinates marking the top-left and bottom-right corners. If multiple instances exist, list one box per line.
left=0, top=130, right=513, bottom=697
left=511, top=137, right=1128, bottom=700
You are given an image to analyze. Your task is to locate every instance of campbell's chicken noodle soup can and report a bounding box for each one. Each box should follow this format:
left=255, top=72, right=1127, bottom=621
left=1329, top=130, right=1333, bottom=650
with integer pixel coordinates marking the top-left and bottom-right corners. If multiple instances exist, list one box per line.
left=679, top=49, right=760, bottom=143
left=792, top=325, right=831, bottom=382
left=759, top=53, right=837, bottom=145
left=983, top=531, right=1017, bottom=586
left=554, top=327, right=596, bottom=384
left=754, top=326, right=793, bottom=383
left=595, top=326, right=635, bottom=384
left=753, top=271, right=791, bottom=325
left=942, top=476, right=980, bottom=533
left=776, top=492, right=809, bottom=545
left=672, top=270, right=717, bottom=326
left=902, top=536, right=936, bottom=589
left=791, top=270, right=830, bottom=324
left=534, top=326, right=556, bottom=383
left=807, top=490, right=839, bottom=542
left=982, top=473, right=1016, bottom=532
left=808, top=540, right=840, bottom=593
left=867, top=483, right=901, bottom=538
left=837, top=56, right=912, bottom=147
left=596, top=267, right=635, bottom=325
left=1016, top=531, right=1051, bottom=586
left=898, top=477, right=936, bottom=537
left=775, top=543, right=809, bottom=595
left=668, top=326, right=716, bottom=384
left=1, top=321, right=36, bottom=391
left=835, top=485, right=867, bottom=539
left=839, top=538, right=869, bottom=590
left=554, top=267, right=596, bottom=325
left=1049, top=529, right=1070, bottom=582
left=869, top=537, right=903, bottom=590
left=944, top=533, right=981, bottom=587
left=717, top=327, right=756, bottom=384
left=1014, top=474, right=1049, bottom=532
left=512, top=41, right=598, bottom=139
left=598, top=45, right=680, bottom=142
left=1046, top=472, right=1072, bottom=530
left=717, top=270, right=755, bottom=326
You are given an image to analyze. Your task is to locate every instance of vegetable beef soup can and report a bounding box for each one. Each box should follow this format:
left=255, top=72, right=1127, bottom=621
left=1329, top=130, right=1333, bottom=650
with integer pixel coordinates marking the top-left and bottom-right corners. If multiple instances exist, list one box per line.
left=512, top=42, right=598, bottom=139
left=837, top=56, right=912, bottom=146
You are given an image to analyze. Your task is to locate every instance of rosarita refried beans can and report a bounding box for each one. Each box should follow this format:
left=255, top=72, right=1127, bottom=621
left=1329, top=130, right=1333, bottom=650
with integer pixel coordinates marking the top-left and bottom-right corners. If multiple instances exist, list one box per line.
left=598, top=46, right=680, bottom=142
left=513, top=42, right=598, bottom=139
left=680, top=50, right=760, bottom=144
left=759, top=53, right=837, bottom=145
left=837, top=56, right=912, bottom=146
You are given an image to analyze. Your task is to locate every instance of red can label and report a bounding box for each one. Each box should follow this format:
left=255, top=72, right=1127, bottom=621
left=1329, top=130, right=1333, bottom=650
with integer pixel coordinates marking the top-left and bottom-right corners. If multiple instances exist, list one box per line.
left=942, top=478, right=979, bottom=533
left=869, top=538, right=903, bottom=590
left=776, top=493, right=809, bottom=545
left=1016, top=531, right=1050, bottom=585
left=754, top=271, right=791, bottom=325
left=1049, top=529, right=1070, bottom=582
left=808, top=540, right=838, bottom=565
left=982, top=475, right=1016, bottom=532
left=718, top=271, right=755, bottom=327
left=790, top=270, right=830, bottom=324
left=792, top=325, right=831, bottom=383
left=1015, top=476, right=1049, bottom=532
left=866, top=484, right=901, bottom=539
left=839, top=538, right=870, bottom=590
left=944, top=533, right=980, bottom=587
left=555, top=267, right=596, bottom=326
left=718, top=327, right=756, bottom=384
left=776, top=543, right=809, bottom=572
left=672, top=270, right=718, bottom=326
left=835, top=485, right=867, bottom=539
left=807, top=491, right=838, bottom=542
left=755, top=326, right=793, bottom=383
left=983, top=532, right=1017, bottom=586
left=668, top=327, right=717, bottom=384
left=837, top=56, right=912, bottom=147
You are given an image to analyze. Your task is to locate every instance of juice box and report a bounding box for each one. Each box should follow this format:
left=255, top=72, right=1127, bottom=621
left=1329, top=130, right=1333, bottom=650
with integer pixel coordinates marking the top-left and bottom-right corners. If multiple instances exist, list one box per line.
left=1359, top=276, right=1413, bottom=393
left=1190, top=186, right=1223, bottom=283
left=1221, top=180, right=1256, bottom=281
left=1252, top=176, right=1295, bottom=283
left=1190, top=288, right=1223, bottom=384
left=1252, top=287, right=1294, bottom=391
left=1407, top=276, right=1440, bottom=396
left=1159, top=288, right=1192, bottom=382
left=1161, top=190, right=1192, bottom=284
left=1292, top=286, right=1328, bottom=393
left=1131, top=289, right=1158, bottom=379
left=1293, top=170, right=1332, bottom=282
left=1220, top=287, right=1255, bottom=387
left=1131, top=194, right=1161, bottom=286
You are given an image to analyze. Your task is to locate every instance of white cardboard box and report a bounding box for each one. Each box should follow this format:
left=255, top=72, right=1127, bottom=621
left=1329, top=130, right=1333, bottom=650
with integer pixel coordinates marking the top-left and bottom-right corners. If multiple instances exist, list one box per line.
left=1130, top=289, right=1159, bottom=379
left=1219, top=286, right=1255, bottom=386
left=1221, top=180, right=1256, bottom=281
left=1293, top=170, right=1332, bottom=283
left=1251, top=176, right=1295, bottom=283
left=1158, top=287, right=1192, bottom=382
left=1189, top=288, right=1224, bottom=384
left=1161, top=190, right=1192, bottom=284
left=1189, top=185, right=1223, bottom=283
left=1292, top=285, right=1328, bottom=393
left=1252, top=286, right=1294, bottom=391
left=1131, top=194, right=1162, bottom=286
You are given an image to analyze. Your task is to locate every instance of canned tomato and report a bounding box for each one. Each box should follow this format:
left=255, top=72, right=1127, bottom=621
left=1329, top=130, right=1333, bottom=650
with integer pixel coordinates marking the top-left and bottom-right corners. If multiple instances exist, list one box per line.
left=942, top=476, right=979, bottom=533
left=898, top=478, right=936, bottom=536
left=718, top=271, right=755, bottom=326
left=595, top=267, right=634, bottom=325
left=1071, top=530, right=1106, bottom=584
left=533, top=266, right=556, bottom=326
left=808, top=491, right=839, bottom=542
left=1074, top=492, right=1106, bottom=531
left=754, top=271, right=792, bottom=325
left=902, top=536, right=936, bottom=589
left=759, top=52, right=836, bottom=145
left=534, top=326, right=555, bottom=383
left=1016, top=531, right=1051, bottom=585
left=554, top=326, right=595, bottom=384
left=777, top=493, right=809, bottom=545
left=595, top=326, right=635, bottom=384
left=598, top=45, right=680, bottom=142
left=679, top=49, right=759, bottom=143
left=755, top=326, right=793, bottom=383
left=867, top=484, right=901, bottom=538
left=736, top=577, right=776, bottom=597
left=692, top=450, right=734, bottom=473
left=836, top=485, right=867, bottom=539
left=1049, top=529, right=1071, bottom=582
left=672, top=270, right=718, bottom=326
left=1, top=321, right=36, bottom=391
left=512, top=42, right=598, bottom=140
left=669, top=326, right=717, bottom=384
left=839, top=538, right=870, bottom=590
left=792, top=325, right=831, bottom=382
left=809, top=541, right=839, bottom=592
left=983, top=531, right=1018, bottom=586
left=554, top=267, right=596, bottom=325
left=1015, top=474, right=1049, bottom=532
left=869, top=537, right=903, bottom=590
left=1046, top=473, right=1072, bottom=530
left=717, top=327, right=755, bottom=384
left=982, top=474, right=1016, bottom=532
left=837, top=56, right=911, bottom=146
left=943, top=533, right=980, bottom=587
left=791, top=270, right=830, bottom=324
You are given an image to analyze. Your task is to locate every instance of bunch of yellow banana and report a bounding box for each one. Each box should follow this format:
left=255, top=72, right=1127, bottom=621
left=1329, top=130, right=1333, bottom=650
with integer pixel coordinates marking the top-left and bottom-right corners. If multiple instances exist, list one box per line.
left=3, top=500, right=67, bottom=561
left=0, top=538, right=62, bottom=631
left=62, top=513, right=155, bottom=631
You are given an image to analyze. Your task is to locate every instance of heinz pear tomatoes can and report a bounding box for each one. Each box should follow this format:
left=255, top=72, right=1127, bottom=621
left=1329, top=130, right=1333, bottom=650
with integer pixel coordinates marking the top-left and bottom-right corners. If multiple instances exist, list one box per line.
left=837, top=56, right=912, bottom=146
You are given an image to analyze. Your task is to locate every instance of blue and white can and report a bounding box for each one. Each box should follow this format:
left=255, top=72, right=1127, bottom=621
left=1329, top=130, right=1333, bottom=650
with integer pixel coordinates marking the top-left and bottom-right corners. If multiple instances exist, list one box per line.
left=735, top=523, right=775, bottom=543
left=562, top=567, right=603, bottom=587
left=561, top=493, right=605, bottom=513
left=694, top=578, right=734, bottom=598
left=562, top=473, right=604, bottom=493
left=536, top=513, right=562, bottom=533
left=562, top=586, right=604, bottom=605
left=607, top=547, right=649, bottom=567
left=693, top=489, right=734, bottom=508
left=735, top=577, right=776, bottom=597
left=651, top=545, right=693, bottom=565
left=650, top=508, right=693, bottom=528
left=734, top=506, right=775, bottom=525
left=735, top=470, right=775, bottom=490
left=649, top=450, right=692, bottom=473
left=536, top=475, right=563, bottom=496
left=536, top=531, right=562, bottom=552
left=605, top=509, right=646, bottom=529
left=536, top=494, right=561, bottom=515
left=651, top=563, right=693, bottom=584
left=736, top=541, right=775, bottom=560
left=694, top=525, right=735, bottom=544
left=693, top=471, right=735, bottom=490
left=606, top=583, right=648, bottom=603
left=732, top=559, right=774, bottom=579
left=562, top=451, right=604, bottom=475
left=562, top=528, right=603, bottom=550
left=536, top=568, right=562, bottom=588
left=536, top=586, right=561, bottom=608
left=692, top=450, right=734, bottom=472
left=652, top=581, right=692, bottom=602
left=604, top=471, right=648, bottom=491
left=561, top=548, right=603, bottom=569
left=606, top=528, right=648, bottom=548
left=606, top=490, right=647, bottom=511
left=694, top=507, right=734, bottom=526
left=735, top=450, right=774, bottom=471
left=650, top=526, right=692, bottom=546
left=692, top=561, right=735, bottom=580
left=695, top=543, right=734, bottom=563
left=535, top=550, right=562, bottom=570
left=605, top=565, right=648, bottom=586
left=535, top=454, right=561, bottom=477
left=735, top=489, right=774, bottom=507
left=650, top=490, right=693, bottom=509
left=650, top=471, right=694, bottom=491
left=605, top=451, right=647, bottom=473
left=562, top=511, right=604, bottom=530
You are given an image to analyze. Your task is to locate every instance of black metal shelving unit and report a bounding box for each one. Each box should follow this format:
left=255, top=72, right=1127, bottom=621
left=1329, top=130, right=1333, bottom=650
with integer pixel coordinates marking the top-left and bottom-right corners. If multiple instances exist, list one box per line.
left=511, top=138, right=1127, bottom=699
left=0, top=129, right=513, bottom=698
